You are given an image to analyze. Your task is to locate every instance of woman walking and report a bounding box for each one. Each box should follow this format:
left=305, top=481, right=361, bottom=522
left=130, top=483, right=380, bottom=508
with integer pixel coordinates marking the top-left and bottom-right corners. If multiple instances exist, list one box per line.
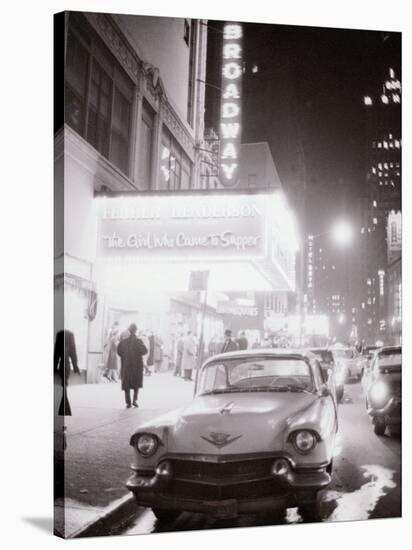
left=153, top=334, right=164, bottom=373
left=103, top=326, right=119, bottom=382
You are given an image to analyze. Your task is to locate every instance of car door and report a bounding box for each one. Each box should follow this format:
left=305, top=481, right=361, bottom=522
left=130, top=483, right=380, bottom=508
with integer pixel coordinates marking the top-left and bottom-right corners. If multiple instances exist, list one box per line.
left=311, top=358, right=338, bottom=429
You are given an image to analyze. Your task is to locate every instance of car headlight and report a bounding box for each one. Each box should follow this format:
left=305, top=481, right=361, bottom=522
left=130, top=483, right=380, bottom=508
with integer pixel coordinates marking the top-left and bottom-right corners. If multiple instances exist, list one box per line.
left=130, top=433, right=159, bottom=457
left=369, top=381, right=390, bottom=408
left=290, top=430, right=318, bottom=453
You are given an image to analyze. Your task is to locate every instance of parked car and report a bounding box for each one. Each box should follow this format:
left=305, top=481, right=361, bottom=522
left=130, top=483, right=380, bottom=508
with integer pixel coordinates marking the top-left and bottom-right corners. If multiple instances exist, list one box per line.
left=127, top=349, right=338, bottom=522
left=365, top=346, right=401, bottom=436
left=308, top=348, right=344, bottom=403
left=330, top=347, right=363, bottom=381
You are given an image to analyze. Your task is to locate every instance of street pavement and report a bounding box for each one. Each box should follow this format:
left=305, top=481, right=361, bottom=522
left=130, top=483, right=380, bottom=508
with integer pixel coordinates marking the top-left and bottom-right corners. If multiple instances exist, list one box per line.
left=105, top=379, right=401, bottom=536
left=54, top=370, right=195, bottom=538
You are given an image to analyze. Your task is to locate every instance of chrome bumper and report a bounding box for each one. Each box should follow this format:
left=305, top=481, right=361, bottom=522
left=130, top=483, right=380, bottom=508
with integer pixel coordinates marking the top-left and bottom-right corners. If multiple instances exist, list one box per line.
left=126, top=467, right=331, bottom=518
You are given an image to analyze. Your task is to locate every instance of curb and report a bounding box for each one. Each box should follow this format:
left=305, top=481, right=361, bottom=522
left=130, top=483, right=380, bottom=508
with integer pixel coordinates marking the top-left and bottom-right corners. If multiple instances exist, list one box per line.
left=72, top=494, right=136, bottom=538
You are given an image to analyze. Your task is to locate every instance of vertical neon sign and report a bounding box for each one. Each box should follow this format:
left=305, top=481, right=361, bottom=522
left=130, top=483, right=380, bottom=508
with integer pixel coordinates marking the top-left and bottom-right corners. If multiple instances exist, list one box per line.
left=220, top=22, right=242, bottom=187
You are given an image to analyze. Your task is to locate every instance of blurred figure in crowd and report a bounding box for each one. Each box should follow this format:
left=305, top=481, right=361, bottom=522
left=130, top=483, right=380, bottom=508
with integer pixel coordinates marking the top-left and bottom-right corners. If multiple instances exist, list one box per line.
left=146, top=330, right=154, bottom=370
left=54, top=329, right=81, bottom=416
left=174, top=334, right=184, bottom=377
left=117, top=323, right=147, bottom=408
left=252, top=337, right=261, bottom=349
left=221, top=329, right=238, bottom=353
left=153, top=334, right=164, bottom=373
left=236, top=331, right=248, bottom=350
left=182, top=330, right=197, bottom=381
left=140, top=330, right=151, bottom=376
left=103, top=325, right=119, bottom=382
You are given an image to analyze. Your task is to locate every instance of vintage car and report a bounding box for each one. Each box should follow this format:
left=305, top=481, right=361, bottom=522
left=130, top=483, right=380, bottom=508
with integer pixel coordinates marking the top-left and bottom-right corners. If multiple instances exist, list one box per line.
left=126, top=349, right=338, bottom=522
left=365, top=346, right=401, bottom=436
left=308, top=348, right=344, bottom=403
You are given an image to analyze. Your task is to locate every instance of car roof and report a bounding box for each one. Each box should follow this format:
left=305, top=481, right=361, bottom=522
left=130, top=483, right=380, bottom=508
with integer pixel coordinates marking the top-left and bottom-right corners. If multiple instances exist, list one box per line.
left=377, top=346, right=401, bottom=354
left=202, top=348, right=315, bottom=366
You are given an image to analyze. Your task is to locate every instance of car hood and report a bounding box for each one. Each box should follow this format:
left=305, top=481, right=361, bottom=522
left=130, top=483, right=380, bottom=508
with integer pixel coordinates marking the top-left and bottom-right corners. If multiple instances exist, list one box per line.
left=156, top=391, right=323, bottom=455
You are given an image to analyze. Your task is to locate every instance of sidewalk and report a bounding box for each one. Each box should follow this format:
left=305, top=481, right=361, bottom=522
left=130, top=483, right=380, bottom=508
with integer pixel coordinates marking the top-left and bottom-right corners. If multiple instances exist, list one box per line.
left=54, top=371, right=195, bottom=538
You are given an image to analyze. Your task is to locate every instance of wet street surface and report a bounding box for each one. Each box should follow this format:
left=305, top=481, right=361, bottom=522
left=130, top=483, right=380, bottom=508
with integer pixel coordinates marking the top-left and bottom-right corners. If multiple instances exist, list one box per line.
left=104, top=380, right=401, bottom=536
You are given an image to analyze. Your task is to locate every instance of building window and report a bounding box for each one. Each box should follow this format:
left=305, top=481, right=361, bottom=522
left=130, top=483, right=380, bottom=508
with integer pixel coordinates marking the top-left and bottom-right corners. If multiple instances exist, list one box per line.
left=138, top=100, right=155, bottom=190
left=65, top=14, right=134, bottom=176
left=391, top=222, right=397, bottom=244
left=159, top=127, right=192, bottom=190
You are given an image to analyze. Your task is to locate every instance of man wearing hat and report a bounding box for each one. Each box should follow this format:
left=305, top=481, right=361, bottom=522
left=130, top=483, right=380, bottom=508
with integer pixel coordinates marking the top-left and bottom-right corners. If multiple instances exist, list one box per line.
left=221, top=329, right=239, bottom=353
left=117, top=323, right=148, bottom=408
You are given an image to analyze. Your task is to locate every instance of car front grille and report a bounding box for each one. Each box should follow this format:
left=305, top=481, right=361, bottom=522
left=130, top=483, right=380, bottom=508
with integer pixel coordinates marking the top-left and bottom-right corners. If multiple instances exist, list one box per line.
left=170, top=458, right=274, bottom=479
left=163, top=478, right=287, bottom=501
left=159, top=458, right=288, bottom=501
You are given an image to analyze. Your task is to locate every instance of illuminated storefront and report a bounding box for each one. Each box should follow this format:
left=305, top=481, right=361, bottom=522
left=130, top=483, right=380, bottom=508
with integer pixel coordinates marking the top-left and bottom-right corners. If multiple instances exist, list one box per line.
left=78, top=190, right=298, bottom=378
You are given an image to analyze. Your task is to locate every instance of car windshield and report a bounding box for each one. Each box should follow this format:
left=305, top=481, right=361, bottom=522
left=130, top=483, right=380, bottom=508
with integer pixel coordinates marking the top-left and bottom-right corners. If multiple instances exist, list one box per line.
left=333, top=349, right=355, bottom=359
left=197, top=357, right=315, bottom=396
left=310, top=350, right=334, bottom=364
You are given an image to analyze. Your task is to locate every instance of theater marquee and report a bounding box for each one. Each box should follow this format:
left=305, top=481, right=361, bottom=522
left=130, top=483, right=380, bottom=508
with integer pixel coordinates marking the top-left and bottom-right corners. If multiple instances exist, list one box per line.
left=96, top=194, right=268, bottom=260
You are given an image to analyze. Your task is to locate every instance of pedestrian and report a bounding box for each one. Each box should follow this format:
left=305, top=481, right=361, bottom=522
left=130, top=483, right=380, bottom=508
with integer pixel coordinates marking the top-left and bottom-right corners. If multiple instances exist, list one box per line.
left=174, top=334, right=184, bottom=376
left=221, top=329, right=238, bottom=353
left=117, top=323, right=148, bottom=408
left=252, top=337, right=261, bottom=349
left=54, top=329, right=81, bottom=416
left=140, top=330, right=152, bottom=376
left=153, top=334, right=164, bottom=373
left=236, top=331, right=248, bottom=350
left=182, top=330, right=197, bottom=381
left=146, top=330, right=154, bottom=369
left=103, top=327, right=119, bottom=382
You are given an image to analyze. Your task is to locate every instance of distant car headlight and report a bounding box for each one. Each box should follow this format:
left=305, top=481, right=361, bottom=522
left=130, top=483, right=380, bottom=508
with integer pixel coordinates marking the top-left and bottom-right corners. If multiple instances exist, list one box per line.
left=291, top=430, right=318, bottom=453
left=369, top=381, right=390, bottom=408
left=131, top=433, right=159, bottom=457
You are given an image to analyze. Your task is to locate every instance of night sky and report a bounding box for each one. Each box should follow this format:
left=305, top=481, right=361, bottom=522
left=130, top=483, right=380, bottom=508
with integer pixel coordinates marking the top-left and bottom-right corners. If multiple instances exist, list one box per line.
left=205, top=21, right=401, bottom=236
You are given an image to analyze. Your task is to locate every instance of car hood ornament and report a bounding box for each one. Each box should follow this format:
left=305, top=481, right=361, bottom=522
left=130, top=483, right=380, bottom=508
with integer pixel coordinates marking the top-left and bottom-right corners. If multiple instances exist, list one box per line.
left=219, top=401, right=235, bottom=415
left=201, top=432, right=242, bottom=448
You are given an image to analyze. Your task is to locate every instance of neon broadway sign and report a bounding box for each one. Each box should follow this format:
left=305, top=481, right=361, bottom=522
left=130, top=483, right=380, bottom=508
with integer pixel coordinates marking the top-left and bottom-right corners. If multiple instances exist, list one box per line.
left=220, top=22, right=242, bottom=186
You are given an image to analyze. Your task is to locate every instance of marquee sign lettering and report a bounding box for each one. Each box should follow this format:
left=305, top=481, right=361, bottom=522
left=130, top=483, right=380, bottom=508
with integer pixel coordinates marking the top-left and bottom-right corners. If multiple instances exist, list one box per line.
left=96, top=195, right=267, bottom=260
left=220, top=23, right=242, bottom=187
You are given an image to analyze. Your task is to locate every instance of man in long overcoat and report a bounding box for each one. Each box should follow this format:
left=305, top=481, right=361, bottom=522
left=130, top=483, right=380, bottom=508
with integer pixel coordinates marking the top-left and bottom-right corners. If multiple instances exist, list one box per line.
left=117, top=323, right=148, bottom=408
left=54, top=329, right=80, bottom=416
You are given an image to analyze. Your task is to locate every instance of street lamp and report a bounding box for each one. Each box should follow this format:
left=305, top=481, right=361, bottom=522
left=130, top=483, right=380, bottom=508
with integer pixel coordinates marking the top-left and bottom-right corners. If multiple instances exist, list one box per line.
left=331, top=220, right=353, bottom=247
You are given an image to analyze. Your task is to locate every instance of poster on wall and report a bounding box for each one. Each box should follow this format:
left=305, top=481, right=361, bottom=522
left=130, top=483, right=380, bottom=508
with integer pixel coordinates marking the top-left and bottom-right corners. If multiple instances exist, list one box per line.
left=54, top=8, right=402, bottom=541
